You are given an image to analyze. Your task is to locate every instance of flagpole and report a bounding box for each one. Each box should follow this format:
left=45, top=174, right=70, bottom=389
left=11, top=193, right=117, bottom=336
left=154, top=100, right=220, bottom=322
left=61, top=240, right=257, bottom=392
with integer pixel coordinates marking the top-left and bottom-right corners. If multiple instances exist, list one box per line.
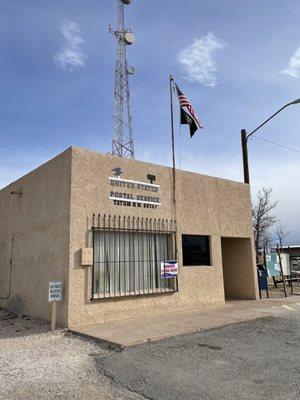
left=169, top=74, right=176, bottom=207
left=169, top=74, right=179, bottom=271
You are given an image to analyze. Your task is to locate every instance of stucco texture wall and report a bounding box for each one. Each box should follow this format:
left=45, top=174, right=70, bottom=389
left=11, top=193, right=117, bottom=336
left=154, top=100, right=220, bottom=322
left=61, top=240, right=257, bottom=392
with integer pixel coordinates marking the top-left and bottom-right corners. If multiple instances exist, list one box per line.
left=0, top=149, right=71, bottom=325
left=68, top=147, right=258, bottom=328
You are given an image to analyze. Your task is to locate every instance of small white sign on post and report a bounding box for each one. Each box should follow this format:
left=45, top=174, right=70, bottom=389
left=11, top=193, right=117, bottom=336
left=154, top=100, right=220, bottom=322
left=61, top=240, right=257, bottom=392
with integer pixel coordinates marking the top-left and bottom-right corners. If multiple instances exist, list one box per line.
left=48, top=281, right=62, bottom=302
left=49, top=281, right=62, bottom=332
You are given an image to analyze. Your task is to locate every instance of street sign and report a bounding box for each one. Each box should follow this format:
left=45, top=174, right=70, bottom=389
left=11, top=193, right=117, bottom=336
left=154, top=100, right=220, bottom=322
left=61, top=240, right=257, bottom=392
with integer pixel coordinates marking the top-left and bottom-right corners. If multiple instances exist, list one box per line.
left=48, top=281, right=62, bottom=302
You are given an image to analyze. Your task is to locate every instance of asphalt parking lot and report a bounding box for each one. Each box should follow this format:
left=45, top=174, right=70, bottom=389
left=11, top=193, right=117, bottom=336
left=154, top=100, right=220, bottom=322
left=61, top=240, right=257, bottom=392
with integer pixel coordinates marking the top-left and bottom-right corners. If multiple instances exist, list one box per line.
left=1, top=303, right=299, bottom=400
left=97, top=306, right=300, bottom=400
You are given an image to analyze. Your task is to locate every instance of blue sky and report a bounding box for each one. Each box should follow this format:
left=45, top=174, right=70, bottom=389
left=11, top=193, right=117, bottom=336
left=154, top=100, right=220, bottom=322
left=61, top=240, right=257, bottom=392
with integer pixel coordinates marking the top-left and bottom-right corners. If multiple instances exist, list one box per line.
left=1, top=0, right=300, bottom=243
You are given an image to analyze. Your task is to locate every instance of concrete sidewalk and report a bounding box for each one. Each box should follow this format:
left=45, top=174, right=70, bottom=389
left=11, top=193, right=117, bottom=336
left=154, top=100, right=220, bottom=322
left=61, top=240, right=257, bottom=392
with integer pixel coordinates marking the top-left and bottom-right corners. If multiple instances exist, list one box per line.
left=71, top=297, right=300, bottom=349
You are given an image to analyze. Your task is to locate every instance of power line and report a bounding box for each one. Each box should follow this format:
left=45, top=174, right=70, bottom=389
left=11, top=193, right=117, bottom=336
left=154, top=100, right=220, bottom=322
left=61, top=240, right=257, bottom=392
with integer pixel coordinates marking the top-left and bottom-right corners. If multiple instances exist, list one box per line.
left=251, top=135, right=300, bottom=153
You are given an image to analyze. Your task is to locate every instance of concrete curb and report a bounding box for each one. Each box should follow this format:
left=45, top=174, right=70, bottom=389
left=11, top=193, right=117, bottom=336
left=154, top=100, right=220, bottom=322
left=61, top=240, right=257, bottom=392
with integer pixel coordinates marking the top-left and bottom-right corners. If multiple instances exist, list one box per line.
left=69, top=329, right=124, bottom=352
left=70, top=314, right=273, bottom=349
left=68, top=299, right=299, bottom=349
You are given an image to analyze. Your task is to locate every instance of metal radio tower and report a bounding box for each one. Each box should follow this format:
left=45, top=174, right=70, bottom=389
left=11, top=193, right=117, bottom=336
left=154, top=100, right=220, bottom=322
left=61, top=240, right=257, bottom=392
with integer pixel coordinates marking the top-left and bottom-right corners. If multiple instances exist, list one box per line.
left=110, top=0, right=135, bottom=158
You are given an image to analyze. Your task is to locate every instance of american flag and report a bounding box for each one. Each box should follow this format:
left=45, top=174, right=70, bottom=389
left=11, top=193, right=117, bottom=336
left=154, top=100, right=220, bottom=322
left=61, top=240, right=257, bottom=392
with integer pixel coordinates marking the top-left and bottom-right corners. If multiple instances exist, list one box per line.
left=174, top=83, right=203, bottom=129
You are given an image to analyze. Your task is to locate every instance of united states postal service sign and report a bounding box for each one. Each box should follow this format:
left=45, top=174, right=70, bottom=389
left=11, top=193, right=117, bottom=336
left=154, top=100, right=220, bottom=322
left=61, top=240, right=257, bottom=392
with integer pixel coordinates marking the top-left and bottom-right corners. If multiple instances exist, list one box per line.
left=161, top=260, right=178, bottom=278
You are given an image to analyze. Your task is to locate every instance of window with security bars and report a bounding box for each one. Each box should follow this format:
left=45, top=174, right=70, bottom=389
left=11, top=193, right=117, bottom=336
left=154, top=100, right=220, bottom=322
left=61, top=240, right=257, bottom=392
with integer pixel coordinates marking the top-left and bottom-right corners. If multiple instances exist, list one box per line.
left=92, top=216, right=178, bottom=299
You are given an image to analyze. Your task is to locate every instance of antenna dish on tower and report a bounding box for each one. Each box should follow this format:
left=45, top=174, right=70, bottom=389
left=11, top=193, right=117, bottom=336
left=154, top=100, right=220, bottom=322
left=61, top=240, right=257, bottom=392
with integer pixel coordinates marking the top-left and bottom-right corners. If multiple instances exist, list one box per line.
left=127, top=66, right=135, bottom=75
left=124, top=32, right=135, bottom=45
left=122, top=0, right=132, bottom=4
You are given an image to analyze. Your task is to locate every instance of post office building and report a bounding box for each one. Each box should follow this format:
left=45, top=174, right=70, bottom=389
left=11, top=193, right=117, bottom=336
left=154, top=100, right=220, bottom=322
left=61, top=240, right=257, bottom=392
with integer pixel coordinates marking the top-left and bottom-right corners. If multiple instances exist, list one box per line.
left=0, top=147, right=259, bottom=328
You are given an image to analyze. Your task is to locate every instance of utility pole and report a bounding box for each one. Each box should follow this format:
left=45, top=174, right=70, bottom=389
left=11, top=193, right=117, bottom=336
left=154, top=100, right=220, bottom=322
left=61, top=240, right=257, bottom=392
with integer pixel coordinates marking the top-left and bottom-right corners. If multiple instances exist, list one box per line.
left=241, top=129, right=250, bottom=184
left=110, top=0, right=135, bottom=159
left=241, top=98, right=300, bottom=184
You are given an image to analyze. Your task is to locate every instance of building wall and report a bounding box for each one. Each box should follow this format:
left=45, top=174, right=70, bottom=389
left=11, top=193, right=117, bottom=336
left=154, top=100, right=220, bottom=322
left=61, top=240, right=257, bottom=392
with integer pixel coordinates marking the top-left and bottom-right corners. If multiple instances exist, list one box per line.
left=68, top=148, right=258, bottom=328
left=0, top=149, right=72, bottom=325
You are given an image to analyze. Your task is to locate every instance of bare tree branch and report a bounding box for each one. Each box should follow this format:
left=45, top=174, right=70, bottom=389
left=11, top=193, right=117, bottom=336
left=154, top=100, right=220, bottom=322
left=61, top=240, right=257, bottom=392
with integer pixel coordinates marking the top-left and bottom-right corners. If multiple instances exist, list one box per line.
left=252, top=187, right=278, bottom=259
left=274, top=221, right=291, bottom=248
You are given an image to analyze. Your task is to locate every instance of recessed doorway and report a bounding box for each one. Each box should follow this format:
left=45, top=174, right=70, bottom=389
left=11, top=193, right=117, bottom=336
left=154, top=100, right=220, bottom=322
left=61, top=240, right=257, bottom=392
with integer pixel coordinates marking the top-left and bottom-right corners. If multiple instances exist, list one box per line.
left=221, top=237, right=257, bottom=300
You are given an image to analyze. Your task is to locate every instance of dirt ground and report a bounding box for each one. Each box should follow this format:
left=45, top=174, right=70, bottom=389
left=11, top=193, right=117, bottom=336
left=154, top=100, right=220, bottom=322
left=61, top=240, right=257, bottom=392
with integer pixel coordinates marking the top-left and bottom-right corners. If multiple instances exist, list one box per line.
left=0, top=308, right=141, bottom=400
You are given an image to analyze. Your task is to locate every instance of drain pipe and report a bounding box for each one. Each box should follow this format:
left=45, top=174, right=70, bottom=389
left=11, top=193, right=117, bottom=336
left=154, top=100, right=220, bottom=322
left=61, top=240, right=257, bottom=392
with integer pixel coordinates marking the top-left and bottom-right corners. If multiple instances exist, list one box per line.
left=0, top=235, right=15, bottom=300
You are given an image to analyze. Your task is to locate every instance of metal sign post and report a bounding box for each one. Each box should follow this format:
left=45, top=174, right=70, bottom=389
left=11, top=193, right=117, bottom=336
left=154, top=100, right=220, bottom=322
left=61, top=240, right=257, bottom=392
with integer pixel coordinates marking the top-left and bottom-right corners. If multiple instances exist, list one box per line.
left=288, top=246, right=293, bottom=295
left=51, top=302, right=56, bottom=332
left=263, top=246, right=269, bottom=298
left=276, top=245, right=287, bottom=298
left=48, top=281, right=62, bottom=332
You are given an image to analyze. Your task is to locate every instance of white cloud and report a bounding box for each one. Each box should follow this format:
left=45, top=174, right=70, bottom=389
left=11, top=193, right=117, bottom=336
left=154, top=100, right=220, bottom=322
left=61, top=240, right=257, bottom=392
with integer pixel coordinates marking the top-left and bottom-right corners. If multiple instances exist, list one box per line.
left=281, top=47, right=300, bottom=78
left=53, top=19, right=87, bottom=72
left=178, top=33, right=227, bottom=87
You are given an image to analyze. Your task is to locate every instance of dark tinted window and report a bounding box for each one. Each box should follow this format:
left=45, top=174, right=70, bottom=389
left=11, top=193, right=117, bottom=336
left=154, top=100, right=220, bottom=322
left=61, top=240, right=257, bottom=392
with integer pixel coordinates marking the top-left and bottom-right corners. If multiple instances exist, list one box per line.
left=182, top=235, right=211, bottom=266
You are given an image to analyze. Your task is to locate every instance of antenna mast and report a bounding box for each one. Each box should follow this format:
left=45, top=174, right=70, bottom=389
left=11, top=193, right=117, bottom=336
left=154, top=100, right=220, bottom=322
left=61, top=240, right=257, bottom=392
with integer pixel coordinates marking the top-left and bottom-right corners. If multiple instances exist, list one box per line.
left=110, top=0, right=135, bottom=158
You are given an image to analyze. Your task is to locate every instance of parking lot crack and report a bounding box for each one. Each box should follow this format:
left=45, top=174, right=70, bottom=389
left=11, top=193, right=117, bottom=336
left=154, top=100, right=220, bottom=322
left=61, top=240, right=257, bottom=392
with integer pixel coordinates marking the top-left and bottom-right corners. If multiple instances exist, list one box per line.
left=97, top=363, right=154, bottom=400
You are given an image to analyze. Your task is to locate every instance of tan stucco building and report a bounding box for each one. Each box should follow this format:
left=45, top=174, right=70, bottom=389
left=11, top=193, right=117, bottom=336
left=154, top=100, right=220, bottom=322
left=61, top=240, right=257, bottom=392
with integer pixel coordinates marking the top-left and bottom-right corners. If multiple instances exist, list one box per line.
left=0, top=147, right=258, bottom=328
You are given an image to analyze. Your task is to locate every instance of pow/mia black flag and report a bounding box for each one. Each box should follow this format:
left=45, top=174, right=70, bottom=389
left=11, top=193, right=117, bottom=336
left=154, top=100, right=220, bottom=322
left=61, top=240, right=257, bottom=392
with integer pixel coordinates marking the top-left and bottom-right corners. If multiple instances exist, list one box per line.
left=180, top=107, right=199, bottom=138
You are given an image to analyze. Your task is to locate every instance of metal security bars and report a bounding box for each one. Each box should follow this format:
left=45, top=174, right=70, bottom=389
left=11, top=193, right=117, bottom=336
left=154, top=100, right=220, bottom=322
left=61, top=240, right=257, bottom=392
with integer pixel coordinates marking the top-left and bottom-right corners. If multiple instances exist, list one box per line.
left=92, top=214, right=178, bottom=299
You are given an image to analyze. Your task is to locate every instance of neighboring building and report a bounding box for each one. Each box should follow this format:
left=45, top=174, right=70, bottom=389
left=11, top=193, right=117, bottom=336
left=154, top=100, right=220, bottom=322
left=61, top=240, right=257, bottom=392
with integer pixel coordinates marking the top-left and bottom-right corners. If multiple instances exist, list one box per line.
left=281, top=246, right=300, bottom=276
left=0, top=147, right=258, bottom=328
left=281, top=245, right=300, bottom=257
